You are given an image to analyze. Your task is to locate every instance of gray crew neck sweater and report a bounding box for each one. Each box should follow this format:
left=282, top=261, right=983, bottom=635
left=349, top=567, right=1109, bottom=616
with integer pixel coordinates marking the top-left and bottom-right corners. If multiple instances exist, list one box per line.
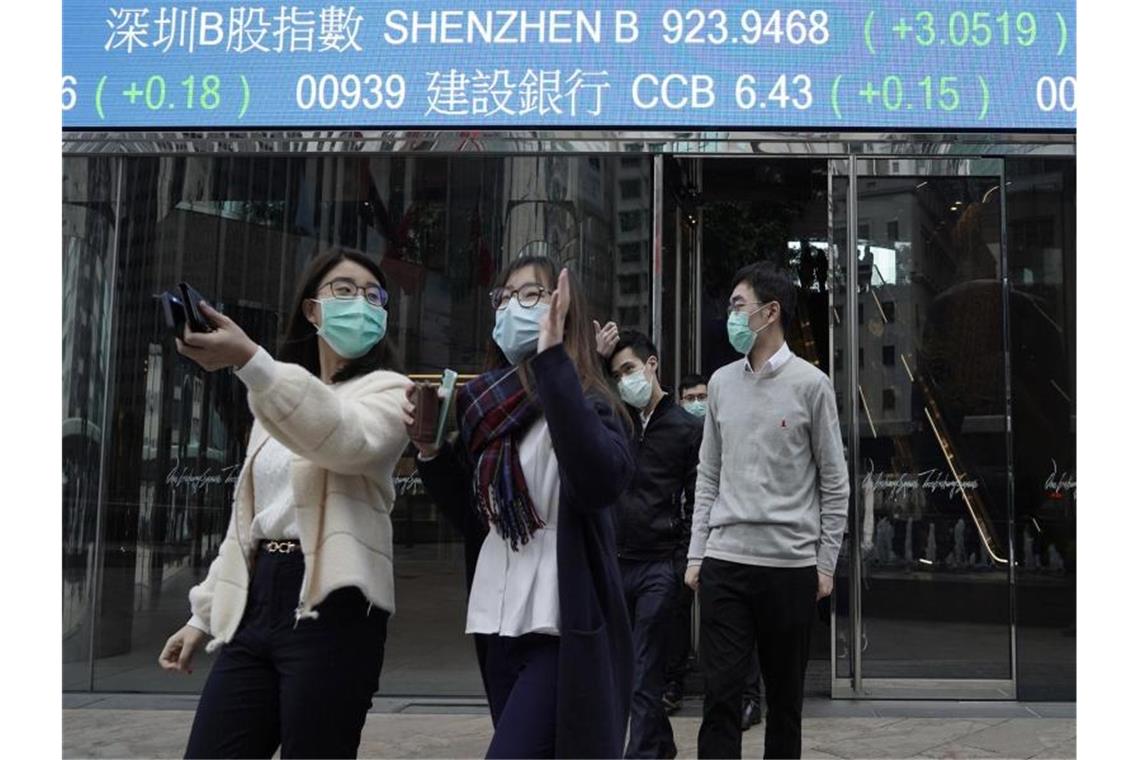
left=686, top=352, right=850, bottom=575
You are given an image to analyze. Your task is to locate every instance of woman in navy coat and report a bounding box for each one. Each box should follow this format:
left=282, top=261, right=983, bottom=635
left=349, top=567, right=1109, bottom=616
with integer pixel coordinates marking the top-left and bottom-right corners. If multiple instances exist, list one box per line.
left=405, top=255, right=635, bottom=758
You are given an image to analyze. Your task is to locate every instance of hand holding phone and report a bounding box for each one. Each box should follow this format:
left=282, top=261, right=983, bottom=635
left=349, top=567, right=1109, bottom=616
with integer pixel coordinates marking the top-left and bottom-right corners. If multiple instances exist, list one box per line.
left=159, top=282, right=217, bottom=339
left=175, top=299, right=258, bottom=373
left=402, top=369, right=458, bottom=455
left=407, top=383, right=441, bottom=445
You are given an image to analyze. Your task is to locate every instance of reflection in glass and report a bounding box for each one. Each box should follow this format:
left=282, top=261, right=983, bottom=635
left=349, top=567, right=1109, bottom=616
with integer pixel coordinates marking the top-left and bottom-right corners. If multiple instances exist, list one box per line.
left=842, top=174, right=1012, bottom=681
left=1007, top=159, right=1076, bottom=700
left=63, top=157, right=119, bottom=691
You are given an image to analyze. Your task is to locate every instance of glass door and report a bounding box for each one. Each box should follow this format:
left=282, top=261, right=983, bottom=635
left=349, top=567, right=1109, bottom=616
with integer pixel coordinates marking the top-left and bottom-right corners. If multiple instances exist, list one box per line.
left=831, top=158, right=1015, bottom=699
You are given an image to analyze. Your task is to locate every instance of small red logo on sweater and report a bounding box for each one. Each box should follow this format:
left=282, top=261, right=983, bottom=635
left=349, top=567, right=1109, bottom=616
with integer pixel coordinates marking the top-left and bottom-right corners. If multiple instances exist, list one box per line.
left=781, top=419, right=787, bottom=428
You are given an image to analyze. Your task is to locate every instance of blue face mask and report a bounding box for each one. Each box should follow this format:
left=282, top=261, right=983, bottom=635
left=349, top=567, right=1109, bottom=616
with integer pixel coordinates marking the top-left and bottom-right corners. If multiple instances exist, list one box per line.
left=619, top=368, right=653, bottom=409
left=493, top=299, right=550, bottom=365
left=315, top=297, right=387, bottom=359
left=683, top=400, right=707, bottom=418
left=727, top=302, right=774, bottom=355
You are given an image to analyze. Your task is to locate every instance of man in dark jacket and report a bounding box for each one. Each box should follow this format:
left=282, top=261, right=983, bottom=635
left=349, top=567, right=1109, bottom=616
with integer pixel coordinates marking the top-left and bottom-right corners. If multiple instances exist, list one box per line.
left=598, top=327, right=703, bottom=759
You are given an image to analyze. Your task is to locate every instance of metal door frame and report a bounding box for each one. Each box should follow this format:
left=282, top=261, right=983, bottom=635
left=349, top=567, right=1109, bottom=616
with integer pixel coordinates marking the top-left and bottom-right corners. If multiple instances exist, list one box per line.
left=829, top=157, right=1017, bottom=700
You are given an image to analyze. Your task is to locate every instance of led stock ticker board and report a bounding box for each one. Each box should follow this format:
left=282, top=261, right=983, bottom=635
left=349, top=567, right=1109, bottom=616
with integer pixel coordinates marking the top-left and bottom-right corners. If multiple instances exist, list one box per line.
left=62, top=1, right=1076, bottom=130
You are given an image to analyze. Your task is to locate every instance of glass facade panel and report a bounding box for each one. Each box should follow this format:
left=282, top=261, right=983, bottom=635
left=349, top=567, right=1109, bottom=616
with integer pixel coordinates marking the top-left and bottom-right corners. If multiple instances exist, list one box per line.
left=844, top=173, right=1013, bottom=681
left=63, top=156, right=120, bottom=691
left=1007, top=158, right=1076, bottom=700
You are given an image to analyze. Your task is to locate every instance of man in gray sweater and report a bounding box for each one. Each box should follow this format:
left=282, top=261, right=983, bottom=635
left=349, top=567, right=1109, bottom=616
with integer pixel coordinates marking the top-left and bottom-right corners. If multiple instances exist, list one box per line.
left=685, top=262, right=849, bottom=760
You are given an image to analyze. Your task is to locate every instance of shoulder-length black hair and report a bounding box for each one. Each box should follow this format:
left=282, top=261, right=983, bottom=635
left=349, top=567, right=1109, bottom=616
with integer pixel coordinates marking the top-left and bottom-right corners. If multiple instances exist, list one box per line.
left=278, top=247, right=396, bottom=384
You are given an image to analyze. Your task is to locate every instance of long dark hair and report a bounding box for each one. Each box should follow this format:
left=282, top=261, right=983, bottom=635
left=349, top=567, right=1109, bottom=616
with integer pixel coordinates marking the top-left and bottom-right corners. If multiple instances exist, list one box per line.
left=279, top=247, right=395, bottom=383
left=484, top=255, right=631, bottom=431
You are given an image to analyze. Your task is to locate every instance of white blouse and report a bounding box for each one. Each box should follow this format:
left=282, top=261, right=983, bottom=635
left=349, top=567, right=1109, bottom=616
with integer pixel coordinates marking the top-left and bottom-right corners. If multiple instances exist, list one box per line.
left=466, top=419, right=562, bottom=637
left=233, top=356, right=302, bottom=544
left=247, top=436, right=301, bottom=543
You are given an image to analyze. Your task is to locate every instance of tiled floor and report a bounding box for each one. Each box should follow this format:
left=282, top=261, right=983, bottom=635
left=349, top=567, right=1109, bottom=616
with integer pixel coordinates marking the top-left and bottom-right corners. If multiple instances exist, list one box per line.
left=63, top=698, right=1075, bottom=759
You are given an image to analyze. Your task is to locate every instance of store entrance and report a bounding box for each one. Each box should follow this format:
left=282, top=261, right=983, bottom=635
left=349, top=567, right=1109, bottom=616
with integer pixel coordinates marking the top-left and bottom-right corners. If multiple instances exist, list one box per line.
left=63, top=144, right=1072, bottom=701
left=668, top=156, right=1018, bottom=699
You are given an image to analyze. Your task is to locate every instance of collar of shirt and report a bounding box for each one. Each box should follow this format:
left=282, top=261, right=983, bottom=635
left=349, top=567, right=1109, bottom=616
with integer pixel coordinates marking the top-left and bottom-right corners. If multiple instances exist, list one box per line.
left=641, top=393, right=667, bottom=428
left=745, top=341, right=792, bottom=378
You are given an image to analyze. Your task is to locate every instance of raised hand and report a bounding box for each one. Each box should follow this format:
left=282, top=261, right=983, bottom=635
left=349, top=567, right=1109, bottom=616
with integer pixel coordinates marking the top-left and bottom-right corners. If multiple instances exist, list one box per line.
left=594, top=320, right=619, bottom=358
left=538, top=268, right=571, bottom=354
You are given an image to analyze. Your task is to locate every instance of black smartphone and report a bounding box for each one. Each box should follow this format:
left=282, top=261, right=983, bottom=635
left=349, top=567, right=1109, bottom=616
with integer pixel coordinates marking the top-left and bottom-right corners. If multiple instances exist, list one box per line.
left=158, top=289, right=187, bottom=337
left=178, top=282, right=215, bottom=333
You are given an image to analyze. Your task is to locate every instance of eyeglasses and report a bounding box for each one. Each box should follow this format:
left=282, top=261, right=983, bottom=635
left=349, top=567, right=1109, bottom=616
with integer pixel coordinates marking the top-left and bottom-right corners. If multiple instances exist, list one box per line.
left=726, top=299, right=769, bottom=316
left=489, top=283, right=549, bottom=311
left=319, top=277, right=389, bottom=308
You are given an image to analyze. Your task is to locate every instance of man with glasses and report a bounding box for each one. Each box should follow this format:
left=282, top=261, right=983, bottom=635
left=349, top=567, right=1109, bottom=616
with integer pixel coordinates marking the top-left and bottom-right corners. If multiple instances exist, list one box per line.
left=678, top=374, right=709, bottom=420
left=685, top=262, right=849, bottom=760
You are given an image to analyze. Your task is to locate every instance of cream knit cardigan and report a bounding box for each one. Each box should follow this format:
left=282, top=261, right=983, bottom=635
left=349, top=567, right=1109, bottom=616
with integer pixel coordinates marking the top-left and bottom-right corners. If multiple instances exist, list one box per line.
left=187, top=348, right=411, bottom=653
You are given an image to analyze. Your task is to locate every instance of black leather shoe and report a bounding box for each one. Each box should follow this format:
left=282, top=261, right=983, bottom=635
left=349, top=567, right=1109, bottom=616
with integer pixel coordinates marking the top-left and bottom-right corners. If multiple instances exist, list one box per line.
left=741, top=698, right=763, bottom=731
left=662, top=682, right=683, bottom=715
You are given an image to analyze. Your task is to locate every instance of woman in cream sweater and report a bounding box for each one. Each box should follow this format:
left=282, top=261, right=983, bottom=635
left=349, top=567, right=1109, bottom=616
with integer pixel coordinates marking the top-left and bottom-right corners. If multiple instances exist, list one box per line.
left=157, top=249, right=411, bottom=759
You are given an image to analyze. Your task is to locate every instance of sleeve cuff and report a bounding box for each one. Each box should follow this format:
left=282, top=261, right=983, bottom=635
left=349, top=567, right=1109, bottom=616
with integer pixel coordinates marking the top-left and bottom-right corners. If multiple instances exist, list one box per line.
left=234, top=347, right=277, bottom=392
left=187, top=614, right=209, bottom=634
left=530, top=342, right=570, bottom=374
left=686, top=558, right=703, bottom=568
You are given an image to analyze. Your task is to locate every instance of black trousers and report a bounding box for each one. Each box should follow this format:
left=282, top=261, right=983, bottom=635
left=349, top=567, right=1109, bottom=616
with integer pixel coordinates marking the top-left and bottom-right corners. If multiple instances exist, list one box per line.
left=664, top=553, right=693, bottom=692
left=697, top=559, right=816, bottom=760
left=185, top=546, right=389, bottom=759
left=484, top=633, right=560, bottom=759
left=620, top=558, right=679, bottom=759
left=743, top=651, right=763, bottom=704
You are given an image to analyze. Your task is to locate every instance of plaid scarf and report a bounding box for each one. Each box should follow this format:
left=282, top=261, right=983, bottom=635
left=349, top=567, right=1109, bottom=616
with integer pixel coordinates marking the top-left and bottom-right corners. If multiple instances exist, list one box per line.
left=456, top=366, right=544, bottom=550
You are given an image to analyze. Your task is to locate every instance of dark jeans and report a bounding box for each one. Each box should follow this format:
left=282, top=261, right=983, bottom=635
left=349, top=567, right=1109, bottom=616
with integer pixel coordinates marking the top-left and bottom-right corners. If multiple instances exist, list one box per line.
left=664, top=554, right=693, bottom=692
left=484, top=633, right=560, bottom=759
left=185, top=546, right=389, bottom=759
left=621, top=558, right=679, bottom=759
left=697, top=559, right=816, bottom=760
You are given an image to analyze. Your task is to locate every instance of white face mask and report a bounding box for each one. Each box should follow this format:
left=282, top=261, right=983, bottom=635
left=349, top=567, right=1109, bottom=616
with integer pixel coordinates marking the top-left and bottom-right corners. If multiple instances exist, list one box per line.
left=682, top=400, right=707, bottom=418
left=492, top=300, right=550, bottom=365
left=619, top=367, right=653, bottom=409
